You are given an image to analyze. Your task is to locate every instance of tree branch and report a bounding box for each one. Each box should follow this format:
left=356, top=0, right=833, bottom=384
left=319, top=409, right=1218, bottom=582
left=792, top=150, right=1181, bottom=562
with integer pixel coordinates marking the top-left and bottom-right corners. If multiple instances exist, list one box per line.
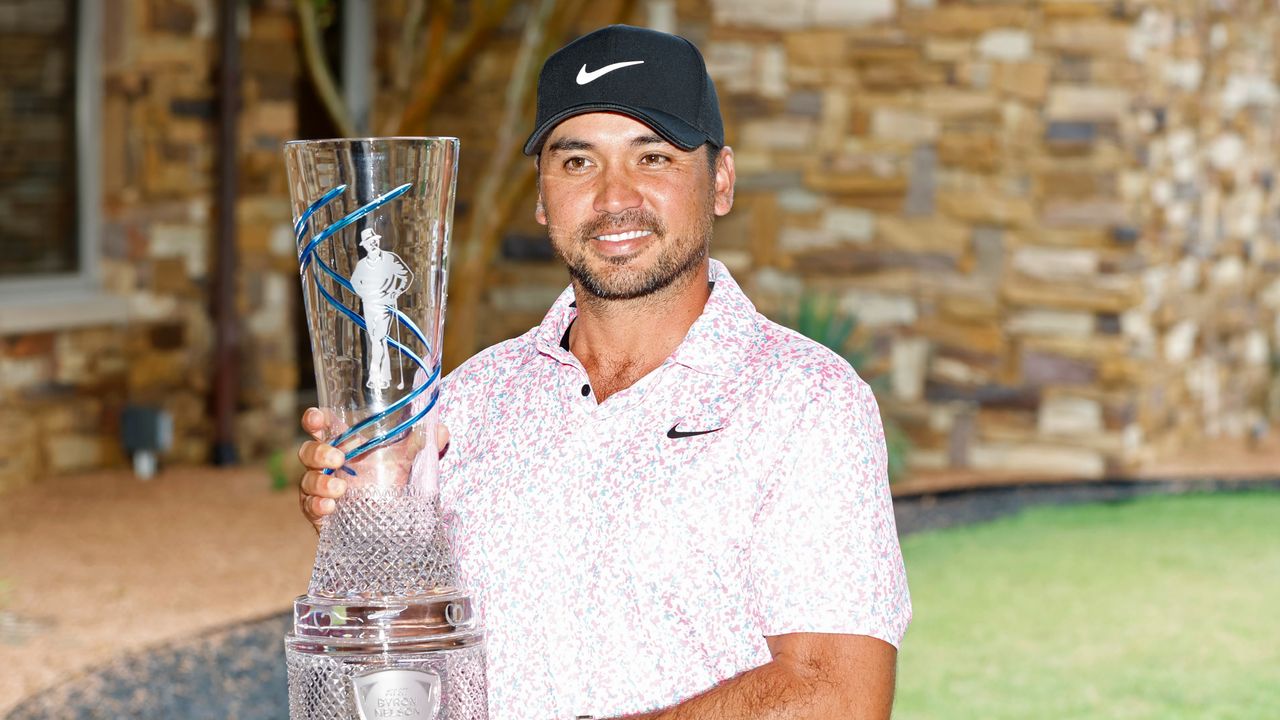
left=294, top=0, right=355, bottom=137
left=392, top=0, right=429, bottom=96
left=397, top=0, right=519, bottom=134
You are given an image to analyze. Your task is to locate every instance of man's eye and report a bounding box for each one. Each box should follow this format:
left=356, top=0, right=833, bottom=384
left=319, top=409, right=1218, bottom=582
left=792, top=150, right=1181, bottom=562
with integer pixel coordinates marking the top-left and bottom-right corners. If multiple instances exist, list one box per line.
left=564, top=157, right=591, bottom=171
left=641, top=153, right=670, bottom=166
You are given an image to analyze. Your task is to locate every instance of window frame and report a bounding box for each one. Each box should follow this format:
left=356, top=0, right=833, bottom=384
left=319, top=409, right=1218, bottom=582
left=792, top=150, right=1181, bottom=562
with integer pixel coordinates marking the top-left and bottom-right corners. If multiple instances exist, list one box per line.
left=0, top=0, right=125, bottom=333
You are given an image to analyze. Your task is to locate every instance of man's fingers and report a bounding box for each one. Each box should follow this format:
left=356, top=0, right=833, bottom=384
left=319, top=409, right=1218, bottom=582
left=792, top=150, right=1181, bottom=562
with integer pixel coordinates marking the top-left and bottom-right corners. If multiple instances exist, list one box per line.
left=298, top=439, right=346, bottom=471
left=300, top=470, right=347, bottom=499
left=302, top=407, right=330, bottom=440
left=304, top=495, right=335, bottom=522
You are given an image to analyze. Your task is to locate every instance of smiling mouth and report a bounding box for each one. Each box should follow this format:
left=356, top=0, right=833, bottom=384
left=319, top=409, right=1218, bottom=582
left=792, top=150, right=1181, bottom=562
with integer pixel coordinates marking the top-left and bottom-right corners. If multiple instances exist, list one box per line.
left=594, top=229, right=653, bottom=243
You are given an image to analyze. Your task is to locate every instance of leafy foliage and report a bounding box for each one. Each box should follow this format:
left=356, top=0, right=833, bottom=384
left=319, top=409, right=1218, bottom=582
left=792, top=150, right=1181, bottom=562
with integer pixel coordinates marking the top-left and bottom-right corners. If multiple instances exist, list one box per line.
left=268, top=449, right=289, bottom=492
left=777, top=293, right=911, bottom=482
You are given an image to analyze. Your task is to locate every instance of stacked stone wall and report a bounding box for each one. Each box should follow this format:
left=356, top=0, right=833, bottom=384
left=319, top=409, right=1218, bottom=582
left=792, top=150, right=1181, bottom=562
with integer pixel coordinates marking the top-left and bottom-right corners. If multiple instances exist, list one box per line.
left=477, top=0, right=1280, bottom=477
left=0, top=0, right=298, bottom=490
left=697, top=0, right=1280, bottom=475
left=5, top=0, right=1279, bottom=487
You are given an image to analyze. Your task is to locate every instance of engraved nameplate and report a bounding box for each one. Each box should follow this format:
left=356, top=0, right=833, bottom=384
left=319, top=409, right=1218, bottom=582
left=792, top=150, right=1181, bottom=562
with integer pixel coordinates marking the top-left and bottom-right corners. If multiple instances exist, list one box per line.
left=352, top=668, right=442, bottom=720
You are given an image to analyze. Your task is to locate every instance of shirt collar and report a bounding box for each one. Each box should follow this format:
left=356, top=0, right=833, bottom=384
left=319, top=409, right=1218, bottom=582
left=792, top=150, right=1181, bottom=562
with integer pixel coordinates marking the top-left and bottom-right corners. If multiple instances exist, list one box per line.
left=531, top=259, right=760, bottom=377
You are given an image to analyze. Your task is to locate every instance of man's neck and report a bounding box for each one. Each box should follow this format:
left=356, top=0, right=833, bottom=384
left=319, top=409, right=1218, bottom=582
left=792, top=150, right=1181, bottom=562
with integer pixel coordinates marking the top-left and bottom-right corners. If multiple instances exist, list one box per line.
left=568, top=261, right=711, bottom=401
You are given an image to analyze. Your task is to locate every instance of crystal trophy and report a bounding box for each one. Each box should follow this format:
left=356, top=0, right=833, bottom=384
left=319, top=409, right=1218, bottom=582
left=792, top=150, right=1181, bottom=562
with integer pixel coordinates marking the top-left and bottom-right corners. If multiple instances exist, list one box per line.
left=283, top=138, right=487, bottom=720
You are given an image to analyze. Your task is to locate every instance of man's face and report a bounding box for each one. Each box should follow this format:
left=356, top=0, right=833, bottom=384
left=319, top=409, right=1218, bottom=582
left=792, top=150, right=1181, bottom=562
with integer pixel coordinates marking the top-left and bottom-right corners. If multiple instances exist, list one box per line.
left=361, top=233, right=380, bottom=253
left=535, top=112, right=734, bottom=300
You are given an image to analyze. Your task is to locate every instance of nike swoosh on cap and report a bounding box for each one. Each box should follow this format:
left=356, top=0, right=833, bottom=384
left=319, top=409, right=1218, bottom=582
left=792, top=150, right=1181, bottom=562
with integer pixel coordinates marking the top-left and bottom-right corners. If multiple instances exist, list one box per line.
left=576, top=60, right=645, bottom=85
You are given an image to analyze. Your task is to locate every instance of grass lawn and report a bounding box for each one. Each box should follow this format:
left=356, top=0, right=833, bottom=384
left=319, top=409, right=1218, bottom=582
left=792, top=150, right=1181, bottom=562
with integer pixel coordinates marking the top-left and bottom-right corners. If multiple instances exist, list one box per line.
left=895, top=491, right=1280, bottom=720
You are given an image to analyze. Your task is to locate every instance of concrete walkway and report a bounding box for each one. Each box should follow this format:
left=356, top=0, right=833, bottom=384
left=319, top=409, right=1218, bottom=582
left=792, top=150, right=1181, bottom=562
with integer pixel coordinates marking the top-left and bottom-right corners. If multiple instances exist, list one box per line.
left=0, top=467, right=314, bottom=715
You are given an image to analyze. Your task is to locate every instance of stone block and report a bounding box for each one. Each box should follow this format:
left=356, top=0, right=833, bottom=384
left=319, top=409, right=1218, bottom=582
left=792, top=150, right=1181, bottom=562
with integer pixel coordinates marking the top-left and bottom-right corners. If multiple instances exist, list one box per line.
left=784, top=30, right=848, bottom=69
left=858, top=59, right=947, bottom=90
left=928, top=357, right=993, bottom=388
left=1046, top=86, right=1131, bottom=121
left=780, top=227, right=837, bottom=253
left=1022, top=350, right=1097, bottom=387
left=1011, top=246, right=1100, bottom=281
left=939, top=293, right=1000, bottom=323
left=904, top=145, right=936, bottom=217
left=1, top=355, right=52, bottom=394
left=937, top=133, right=1000, bottom=172
left=977, top=29, right=1033, bottom=62
left=838, top=291, right=918, bottom=328
left=804, top=168, right=909, bottom=198
left=1044, top=121, right=1097, bottom=145
left=938, top=191, right=1034, bottom=227
left=822, top=206, right=876, bottom=243
left=3, top=333, right=55, bottom=358
left=740, top=117, right=817, bottom=152
left=919, top=318, right=1003, bottom=355
left=1044, top=21, right=1132, bottom=58
left=711, top=0, right=808, bottom=29
left=778, top=188, right=824, bottom=213
left=891, top=337, right=931, bottom=402
left=1042, top=199, right=1130, bottom=229
left=870, top=108, right=939, bottom=143
left=903, top=6, right=1031, bottom=36
left=813, top=0, right=895, bottom=26
left=817, top=89, right=851, bottom=149
left=1004, top=277, right=1140, bottom=313
left=705, top=41, right=756, bottom=94
left=877, top=215, right=968, bottom=253
left=1009, top=309, right=1096, bottom=337
left=759, top=44, right=788, bottom=99
left=785, top=90, right=824, bottom=117
left=926, top=382, right=1037, bottom=408
left=919, top=90, right=1001, bottom=120
left=44, top=433, right=105, bottom=474
left=992, top=60, right=1050, bottom=102
left=1208, top=255, right=1245, bottom=289
left=1039, top=395, right=1104, bottom=436
left=924, top=38, right=972, bottom=62
left=1163, top=320, right=1197, bottom=363
left=792, top=249, right=957, bottom=275
left=0, top=407, right=40, bottom=487
left=969, top=442, right=1106, bottom=478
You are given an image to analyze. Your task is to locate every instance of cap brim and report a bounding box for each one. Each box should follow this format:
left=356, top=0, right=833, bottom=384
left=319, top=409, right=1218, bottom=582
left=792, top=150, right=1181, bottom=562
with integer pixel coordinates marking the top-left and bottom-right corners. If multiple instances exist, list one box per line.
left=522, top=103, right=711, bottom=156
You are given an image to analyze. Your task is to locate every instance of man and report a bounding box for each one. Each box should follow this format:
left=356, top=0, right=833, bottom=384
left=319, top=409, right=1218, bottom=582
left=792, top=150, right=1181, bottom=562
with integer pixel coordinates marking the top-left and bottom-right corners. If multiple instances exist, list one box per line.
left=350, top=227, right=413, bottom=390
left=299, top=25, right=911, bottom=719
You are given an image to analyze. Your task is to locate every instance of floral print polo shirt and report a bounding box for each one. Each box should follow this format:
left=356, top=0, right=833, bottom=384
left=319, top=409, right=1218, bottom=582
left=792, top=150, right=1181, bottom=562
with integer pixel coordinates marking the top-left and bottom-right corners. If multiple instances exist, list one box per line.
left=435, top=258, right=911, bottom=719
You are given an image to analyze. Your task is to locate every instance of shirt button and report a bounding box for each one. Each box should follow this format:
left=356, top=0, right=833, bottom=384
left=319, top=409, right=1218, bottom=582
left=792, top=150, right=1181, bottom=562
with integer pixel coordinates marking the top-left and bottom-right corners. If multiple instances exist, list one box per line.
left=581, top=384, right=590, bottom=397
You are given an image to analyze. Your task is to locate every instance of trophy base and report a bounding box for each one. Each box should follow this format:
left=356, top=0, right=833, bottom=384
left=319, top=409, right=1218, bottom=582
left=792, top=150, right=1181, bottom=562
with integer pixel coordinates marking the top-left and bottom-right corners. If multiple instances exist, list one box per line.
left=285, top=593, right=488, bottom=720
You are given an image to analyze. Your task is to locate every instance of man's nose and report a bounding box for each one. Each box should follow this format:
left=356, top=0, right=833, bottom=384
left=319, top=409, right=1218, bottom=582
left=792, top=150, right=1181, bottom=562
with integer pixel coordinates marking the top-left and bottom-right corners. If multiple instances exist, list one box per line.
left=592, top=164, right=643, bottom=214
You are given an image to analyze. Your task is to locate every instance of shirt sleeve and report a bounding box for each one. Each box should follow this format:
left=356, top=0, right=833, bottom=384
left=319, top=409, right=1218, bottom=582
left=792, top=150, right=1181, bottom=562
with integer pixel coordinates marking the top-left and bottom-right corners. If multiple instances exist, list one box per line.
left=747, top=365, right=912, bottom=648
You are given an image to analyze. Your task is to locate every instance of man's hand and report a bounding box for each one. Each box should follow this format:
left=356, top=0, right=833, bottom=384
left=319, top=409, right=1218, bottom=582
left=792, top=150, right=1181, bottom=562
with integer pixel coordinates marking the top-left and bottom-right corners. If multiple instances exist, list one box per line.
left=297, top=407, right=450, bottom=532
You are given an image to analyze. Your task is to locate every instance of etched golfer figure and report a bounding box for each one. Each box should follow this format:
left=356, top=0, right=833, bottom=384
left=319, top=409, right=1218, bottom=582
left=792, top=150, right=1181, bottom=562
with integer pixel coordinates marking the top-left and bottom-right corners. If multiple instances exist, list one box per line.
left=350, top=227, right=414, bottom=391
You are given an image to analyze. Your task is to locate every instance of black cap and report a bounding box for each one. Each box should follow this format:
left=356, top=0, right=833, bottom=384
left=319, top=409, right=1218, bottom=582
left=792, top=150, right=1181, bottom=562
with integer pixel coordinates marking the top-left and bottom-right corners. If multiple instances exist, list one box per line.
left=523, top=25, right=724, bottom=156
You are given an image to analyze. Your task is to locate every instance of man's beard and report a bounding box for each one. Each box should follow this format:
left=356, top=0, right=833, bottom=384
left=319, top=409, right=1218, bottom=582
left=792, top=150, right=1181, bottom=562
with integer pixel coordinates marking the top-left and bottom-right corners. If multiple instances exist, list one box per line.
left=553, top=208, right=712, bottom=301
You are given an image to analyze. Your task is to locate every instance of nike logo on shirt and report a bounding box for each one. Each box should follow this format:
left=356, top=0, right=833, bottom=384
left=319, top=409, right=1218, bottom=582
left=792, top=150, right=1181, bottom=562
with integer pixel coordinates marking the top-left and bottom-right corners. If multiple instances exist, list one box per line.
left=667, top=424, right=722, bottom=439
left=576, top=60, right=645, bottom=85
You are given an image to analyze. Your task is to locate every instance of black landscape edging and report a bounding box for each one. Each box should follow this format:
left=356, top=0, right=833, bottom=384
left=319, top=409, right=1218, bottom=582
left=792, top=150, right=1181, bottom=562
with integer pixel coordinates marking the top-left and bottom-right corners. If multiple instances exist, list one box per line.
left=893, top=476, right=1280, bottom=536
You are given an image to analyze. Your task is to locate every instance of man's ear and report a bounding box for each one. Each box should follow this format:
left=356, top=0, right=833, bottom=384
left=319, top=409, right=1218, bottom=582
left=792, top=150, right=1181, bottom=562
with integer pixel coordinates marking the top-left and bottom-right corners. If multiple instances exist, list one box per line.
left=534, top=157, right=547, bottom=226
left=713, top=146, right=736, bottom=217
